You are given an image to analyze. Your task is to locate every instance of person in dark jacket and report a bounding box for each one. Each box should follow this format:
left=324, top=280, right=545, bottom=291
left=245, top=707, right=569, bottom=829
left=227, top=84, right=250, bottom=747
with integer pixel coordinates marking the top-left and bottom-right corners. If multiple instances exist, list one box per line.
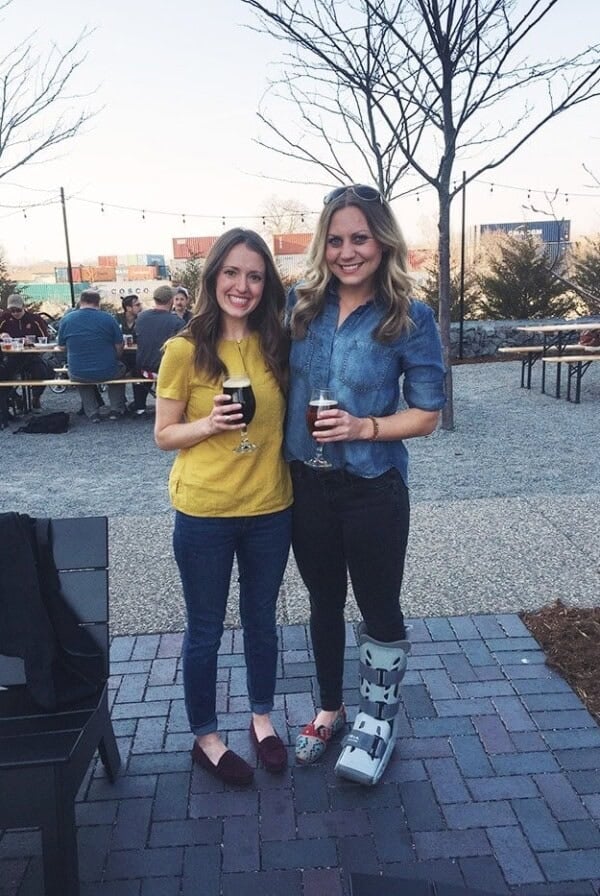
left=130, top=285, right=184, bottom=415
left=0, top=295, right=50, bottom=412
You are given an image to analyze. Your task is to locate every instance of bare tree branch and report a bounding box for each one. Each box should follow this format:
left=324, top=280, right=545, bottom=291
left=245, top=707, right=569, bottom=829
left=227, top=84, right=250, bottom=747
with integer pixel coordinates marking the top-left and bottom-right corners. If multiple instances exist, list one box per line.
left=0, top=10, right=96, bottom=181
left=242, top=0, right=600, bottom=428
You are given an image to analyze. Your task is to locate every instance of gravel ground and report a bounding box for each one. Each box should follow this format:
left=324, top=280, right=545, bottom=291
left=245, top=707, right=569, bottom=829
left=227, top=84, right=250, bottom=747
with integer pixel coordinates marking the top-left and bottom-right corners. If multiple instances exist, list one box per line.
left=3, top=359, right=599, bottom=634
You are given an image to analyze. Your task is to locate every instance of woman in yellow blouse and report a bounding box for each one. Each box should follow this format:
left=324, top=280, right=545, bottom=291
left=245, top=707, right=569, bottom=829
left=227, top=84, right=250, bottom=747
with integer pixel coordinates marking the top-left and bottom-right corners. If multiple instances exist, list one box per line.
left=155, top=229, right=292, bottom=786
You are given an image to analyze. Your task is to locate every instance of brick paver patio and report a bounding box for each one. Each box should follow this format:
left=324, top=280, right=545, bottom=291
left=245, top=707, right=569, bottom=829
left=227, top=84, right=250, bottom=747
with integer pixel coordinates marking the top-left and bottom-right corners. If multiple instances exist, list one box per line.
left=2, top=614, right=599, bottom=895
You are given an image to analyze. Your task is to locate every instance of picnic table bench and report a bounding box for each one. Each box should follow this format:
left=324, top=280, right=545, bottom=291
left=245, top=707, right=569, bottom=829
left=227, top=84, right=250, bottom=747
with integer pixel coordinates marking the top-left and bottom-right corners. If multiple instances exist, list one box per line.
left=0, top=376, right=152, bottom=414
left=542, top=353, right=600, bottom=403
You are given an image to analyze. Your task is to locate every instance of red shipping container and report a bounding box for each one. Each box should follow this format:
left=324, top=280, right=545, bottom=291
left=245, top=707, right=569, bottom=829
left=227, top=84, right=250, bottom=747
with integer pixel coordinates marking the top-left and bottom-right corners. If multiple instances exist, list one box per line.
left=172, top=236, right=218, bottom=259
left=98, top=255, right=118, bottom=266
left=126, top=265, right=158, bottom=280
left=93, top=266, right=117, bottom=282
left=273, top=233, right=312, bottom=256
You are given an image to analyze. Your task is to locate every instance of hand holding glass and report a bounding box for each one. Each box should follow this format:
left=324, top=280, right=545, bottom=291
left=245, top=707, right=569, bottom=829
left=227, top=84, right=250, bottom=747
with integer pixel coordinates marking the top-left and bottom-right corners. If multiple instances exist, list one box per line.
left=222, top=377, right=257, bottom=453
left=305, top=388, right=338, bottom=469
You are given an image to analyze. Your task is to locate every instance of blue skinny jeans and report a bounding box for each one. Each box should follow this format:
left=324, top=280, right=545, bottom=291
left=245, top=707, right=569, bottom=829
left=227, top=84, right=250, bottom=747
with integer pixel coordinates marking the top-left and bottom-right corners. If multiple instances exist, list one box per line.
left=173, top=508, right=292, bottom=736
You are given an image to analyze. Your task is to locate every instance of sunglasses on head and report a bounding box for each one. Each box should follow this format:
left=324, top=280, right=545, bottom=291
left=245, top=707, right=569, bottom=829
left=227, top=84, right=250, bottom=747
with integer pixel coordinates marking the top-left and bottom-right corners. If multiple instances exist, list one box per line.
left=323, top=184, right=383, bottom=206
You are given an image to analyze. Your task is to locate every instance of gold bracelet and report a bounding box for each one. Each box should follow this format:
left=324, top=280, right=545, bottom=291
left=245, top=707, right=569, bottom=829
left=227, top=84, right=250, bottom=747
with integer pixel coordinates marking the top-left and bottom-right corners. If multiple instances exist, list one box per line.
left=368, top=415, right=379, bottom=441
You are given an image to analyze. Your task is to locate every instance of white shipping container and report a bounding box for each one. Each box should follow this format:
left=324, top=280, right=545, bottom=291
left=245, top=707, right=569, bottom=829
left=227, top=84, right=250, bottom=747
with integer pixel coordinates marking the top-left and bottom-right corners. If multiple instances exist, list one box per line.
left=98, top=280, right=173, bottom=306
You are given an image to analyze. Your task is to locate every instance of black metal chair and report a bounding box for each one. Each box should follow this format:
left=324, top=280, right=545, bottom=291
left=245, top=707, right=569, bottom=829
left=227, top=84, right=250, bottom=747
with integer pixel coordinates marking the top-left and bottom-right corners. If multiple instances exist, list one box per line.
left=0, top=516, right=120, bottom=896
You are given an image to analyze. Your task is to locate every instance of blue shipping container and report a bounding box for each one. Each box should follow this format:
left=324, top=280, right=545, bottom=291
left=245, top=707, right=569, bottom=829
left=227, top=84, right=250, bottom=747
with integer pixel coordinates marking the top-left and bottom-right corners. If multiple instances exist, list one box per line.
left=480, top=220, right=570, bottom=243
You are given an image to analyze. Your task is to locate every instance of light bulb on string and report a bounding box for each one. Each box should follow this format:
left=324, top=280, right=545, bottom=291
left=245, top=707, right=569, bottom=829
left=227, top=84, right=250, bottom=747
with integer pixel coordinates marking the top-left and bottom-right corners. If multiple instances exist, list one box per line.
left=565, top=193, right=569, bottom=204
left=262, top=216, right=266, bottom=227
left=22, top=208, right=27, bottom=219
left=301, top=214, right=305, bottom=225
left=182, top=213, right=186, bottom=225
left=527, top=189, right=531, bottom=200
left=222, top=217, right=226, bottom=228
left=490, top=183, right=494, bottom=194
left=101, top=202, right=104, bottom=214
left=142, top=209, right=146, bottom=221
left=416, top=193, right=420, bottom=202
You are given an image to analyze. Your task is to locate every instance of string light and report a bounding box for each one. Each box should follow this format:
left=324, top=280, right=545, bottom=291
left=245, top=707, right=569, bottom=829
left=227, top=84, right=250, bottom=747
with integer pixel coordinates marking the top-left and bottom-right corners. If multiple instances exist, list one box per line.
left=3, top=179, right=595, bottom=233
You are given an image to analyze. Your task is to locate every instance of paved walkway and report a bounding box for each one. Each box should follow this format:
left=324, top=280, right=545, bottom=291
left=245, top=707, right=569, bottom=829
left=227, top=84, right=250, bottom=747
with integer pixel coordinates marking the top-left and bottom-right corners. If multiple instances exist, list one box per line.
left=3, top=615, right=600, bottom=895
left=2, top=360, right=599, bottom=893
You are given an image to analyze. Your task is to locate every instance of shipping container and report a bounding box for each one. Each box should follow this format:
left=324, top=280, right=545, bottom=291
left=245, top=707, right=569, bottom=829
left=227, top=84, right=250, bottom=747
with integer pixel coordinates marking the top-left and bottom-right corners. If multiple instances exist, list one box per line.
left=479, top=220, right=571, bottom=244
left=156, top=265, right=169, bottom=279
left=98, top=255, right=117, bottom=267
left=102, top=280, right=172, bottom=303
left=172, top=236, right=219, bottom=259
left=18, top=282, right=91, bottom=304
left=273, top=233, right=312, bottom=256
left=87, top=266, right=117, bottom=282
left=117, top=255, right=129, bottom=266
left=82, top=265, right=116, bottom=282
left=55, top=266, right=83, bottom=283
left=126, top=265, right=159, bottom=280
left=146, top=253, right=166, bottom=266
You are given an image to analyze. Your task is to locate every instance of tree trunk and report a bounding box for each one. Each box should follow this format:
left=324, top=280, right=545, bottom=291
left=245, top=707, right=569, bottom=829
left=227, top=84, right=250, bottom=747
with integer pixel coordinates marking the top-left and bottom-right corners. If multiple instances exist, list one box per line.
left=437, top=189, right=454, bottom=430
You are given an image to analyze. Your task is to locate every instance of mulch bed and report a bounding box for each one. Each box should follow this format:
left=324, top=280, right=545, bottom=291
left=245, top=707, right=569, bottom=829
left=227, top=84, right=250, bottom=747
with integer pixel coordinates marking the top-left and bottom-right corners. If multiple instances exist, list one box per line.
left=520, top=600, right=600, bottom=724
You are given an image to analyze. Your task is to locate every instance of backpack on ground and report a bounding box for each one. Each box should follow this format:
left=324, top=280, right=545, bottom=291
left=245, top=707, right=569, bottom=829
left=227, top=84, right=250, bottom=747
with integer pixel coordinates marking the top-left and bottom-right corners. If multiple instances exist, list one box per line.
left=14, top=412, right=70, bottom=434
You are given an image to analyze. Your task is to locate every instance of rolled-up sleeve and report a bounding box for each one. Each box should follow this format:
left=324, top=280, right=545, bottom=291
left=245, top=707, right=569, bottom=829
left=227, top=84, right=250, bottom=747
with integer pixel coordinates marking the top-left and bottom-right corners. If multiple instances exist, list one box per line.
left=402, top=302, right=446, bottom=411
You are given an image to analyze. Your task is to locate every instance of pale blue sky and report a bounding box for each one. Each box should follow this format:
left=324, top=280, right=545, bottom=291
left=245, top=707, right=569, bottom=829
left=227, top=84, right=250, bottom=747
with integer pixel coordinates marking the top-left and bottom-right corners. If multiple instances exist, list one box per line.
left=1, top=0, right=599, bottom=264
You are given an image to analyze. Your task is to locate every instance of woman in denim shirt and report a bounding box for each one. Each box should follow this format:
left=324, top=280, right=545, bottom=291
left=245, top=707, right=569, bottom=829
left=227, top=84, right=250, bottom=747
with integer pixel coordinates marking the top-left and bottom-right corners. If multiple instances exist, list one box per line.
left=287, top=185, right=446, bottom=786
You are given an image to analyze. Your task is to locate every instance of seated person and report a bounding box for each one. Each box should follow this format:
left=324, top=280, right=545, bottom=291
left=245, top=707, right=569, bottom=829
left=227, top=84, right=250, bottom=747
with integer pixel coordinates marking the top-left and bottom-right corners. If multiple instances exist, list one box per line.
left=116, top=293, right=143, bottom=376
left=57, top=289, right=127, bottom=422
left=130, top=285, right=184, bottom=415
left=172, top=286, right=193, bottom=323
left=0, top=294, right=50, bottom=413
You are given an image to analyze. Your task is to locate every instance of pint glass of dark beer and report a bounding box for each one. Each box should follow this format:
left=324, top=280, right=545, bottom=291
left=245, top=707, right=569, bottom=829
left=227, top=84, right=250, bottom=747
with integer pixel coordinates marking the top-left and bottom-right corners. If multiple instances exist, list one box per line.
left=223, top=376, right=257, bottom=453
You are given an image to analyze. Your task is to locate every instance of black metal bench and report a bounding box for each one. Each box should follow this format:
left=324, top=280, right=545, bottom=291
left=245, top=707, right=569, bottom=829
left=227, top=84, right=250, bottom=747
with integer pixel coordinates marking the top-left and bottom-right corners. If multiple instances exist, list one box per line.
left=0, top=516, right=120, bottom=896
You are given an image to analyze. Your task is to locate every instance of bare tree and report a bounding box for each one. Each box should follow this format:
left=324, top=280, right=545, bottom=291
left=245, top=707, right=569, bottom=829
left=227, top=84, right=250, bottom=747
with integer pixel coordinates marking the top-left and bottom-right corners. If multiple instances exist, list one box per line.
left=242, top=0, right=600, bottom=428
left=259, top=195, right=313, bottom=235
left=0, top=1, right=94, bottom=181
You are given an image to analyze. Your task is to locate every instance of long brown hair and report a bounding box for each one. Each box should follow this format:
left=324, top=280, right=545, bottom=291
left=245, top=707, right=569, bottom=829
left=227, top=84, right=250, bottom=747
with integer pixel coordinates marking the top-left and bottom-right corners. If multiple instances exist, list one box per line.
left=292, top=188, right=414, bottom=343
left=179, top=229, right=288, bottom=392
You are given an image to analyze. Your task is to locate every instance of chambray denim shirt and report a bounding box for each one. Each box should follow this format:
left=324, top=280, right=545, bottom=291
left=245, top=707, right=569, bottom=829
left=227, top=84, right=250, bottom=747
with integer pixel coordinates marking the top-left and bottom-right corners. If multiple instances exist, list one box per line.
left=284, top=283, right=446, bottom=485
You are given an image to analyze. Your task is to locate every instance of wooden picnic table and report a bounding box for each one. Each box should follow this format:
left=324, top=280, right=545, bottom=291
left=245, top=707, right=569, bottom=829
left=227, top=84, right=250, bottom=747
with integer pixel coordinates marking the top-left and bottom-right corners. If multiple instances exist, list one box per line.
left=514, top=321, right=600, bottom=397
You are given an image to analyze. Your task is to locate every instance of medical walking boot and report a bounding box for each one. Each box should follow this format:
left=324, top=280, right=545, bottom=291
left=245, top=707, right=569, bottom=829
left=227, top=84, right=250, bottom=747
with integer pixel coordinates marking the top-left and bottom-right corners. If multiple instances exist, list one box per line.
left=334, top=622, right=410, bottom=786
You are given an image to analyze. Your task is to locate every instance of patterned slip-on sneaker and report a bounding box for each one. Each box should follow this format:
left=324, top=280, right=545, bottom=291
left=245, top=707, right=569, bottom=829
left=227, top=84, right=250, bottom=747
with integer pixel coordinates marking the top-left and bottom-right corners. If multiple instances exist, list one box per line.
left=295, top=705, right=347, bottom=764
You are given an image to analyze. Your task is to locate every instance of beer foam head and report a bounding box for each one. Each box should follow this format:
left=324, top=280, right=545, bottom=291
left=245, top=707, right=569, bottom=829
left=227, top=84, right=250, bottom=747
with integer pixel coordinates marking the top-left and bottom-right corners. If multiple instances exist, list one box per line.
left=309, top=398, right=337, bottom=408
left=223, top=376, right=251, bottom=388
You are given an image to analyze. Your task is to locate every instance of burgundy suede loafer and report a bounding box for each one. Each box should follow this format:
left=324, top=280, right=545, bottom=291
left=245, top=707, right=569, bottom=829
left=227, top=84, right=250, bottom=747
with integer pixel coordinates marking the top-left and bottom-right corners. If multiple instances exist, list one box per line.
left=192, top=741, right=254, bottom=786
left=249, top=720, right=288, bottom=774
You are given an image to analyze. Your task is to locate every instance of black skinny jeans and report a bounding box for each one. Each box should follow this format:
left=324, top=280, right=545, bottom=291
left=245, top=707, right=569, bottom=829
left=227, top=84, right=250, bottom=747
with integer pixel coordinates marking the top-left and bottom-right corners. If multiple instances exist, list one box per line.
left=290, top=461, right=410, bottom=711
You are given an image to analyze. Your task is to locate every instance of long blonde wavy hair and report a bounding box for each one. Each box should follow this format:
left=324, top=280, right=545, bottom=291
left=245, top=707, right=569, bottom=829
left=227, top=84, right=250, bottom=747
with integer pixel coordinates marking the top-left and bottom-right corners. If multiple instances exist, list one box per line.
left=291, top=188, right=414, bottom=343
